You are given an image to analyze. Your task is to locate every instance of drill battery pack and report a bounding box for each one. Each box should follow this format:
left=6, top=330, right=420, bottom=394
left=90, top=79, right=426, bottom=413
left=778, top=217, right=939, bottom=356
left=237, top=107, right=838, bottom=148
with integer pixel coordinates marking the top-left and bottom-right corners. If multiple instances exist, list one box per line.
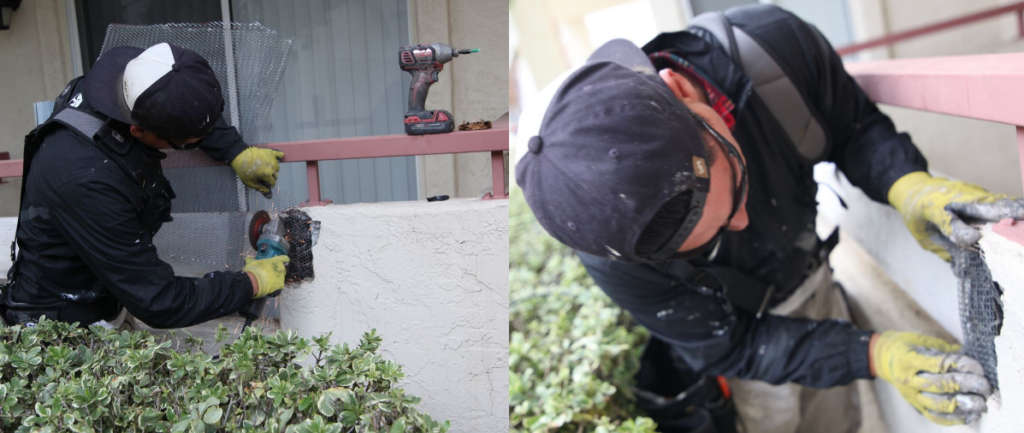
left=404, top=109, right=455, bottom=135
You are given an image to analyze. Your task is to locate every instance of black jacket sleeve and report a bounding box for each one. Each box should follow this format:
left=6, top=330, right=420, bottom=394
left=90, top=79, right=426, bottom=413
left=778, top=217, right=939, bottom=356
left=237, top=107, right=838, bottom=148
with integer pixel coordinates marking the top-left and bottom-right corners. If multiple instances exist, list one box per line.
left=46, top=174, right=253, bottom=329
left=198, top=115, right=249, bottom=164
left=579, top=253, right=874, bottom=388
left=778, top=9, right=929, bottom=202
left=725, top=5, right=928, bottom=203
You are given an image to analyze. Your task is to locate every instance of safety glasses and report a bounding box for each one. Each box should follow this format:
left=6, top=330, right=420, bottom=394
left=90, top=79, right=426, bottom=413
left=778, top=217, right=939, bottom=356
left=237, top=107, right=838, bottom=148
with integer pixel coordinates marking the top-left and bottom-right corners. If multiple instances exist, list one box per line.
left=648, top=110, right=748, bottom=261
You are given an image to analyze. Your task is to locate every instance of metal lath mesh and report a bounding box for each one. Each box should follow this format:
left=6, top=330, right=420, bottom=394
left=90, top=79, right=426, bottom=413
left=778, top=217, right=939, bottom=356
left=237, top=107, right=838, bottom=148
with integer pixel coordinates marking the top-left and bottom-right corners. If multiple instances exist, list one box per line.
left=950, top=244, right=1003, bottom=390
left=98, top=23, right=306, bottom=277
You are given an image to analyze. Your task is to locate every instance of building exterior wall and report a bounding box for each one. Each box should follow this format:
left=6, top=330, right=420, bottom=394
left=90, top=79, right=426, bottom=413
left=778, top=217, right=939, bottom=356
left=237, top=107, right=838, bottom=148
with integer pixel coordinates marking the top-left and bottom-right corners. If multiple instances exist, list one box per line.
left=0, top=0, right=76, bottom=216
left=279, top=199, right=509, bottom=433
left=0, top=0, right=508, bottom=214
left=411, top=0, right=510, bottom=200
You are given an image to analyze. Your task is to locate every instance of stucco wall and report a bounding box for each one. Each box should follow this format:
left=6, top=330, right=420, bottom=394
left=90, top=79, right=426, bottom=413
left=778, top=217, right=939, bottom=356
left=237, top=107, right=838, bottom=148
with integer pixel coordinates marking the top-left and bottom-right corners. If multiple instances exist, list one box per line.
left=279, top=199, right=508, bottom=432
left=817, top=162, right=1024, bottom=431
left=975, top=224, right=1024, bottom=433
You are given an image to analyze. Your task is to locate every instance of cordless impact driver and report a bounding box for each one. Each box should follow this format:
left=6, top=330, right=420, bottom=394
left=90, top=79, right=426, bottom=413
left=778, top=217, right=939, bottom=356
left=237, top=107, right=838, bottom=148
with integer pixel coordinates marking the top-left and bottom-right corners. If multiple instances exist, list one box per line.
left=399, top=43, right=478, bottom=135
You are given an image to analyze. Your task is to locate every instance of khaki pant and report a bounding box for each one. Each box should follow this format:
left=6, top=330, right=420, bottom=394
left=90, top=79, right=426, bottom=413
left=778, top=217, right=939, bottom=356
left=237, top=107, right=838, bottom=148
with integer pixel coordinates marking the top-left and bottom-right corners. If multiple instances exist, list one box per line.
left=729, top=265, right=863, bottom=433
left=95, top=308, right=137, bottom=332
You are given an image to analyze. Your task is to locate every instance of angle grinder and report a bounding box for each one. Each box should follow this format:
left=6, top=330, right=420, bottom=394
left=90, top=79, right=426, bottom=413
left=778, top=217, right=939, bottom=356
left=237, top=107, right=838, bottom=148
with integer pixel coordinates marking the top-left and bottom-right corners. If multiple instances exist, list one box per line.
left=239, top=209, right=320, bottom=329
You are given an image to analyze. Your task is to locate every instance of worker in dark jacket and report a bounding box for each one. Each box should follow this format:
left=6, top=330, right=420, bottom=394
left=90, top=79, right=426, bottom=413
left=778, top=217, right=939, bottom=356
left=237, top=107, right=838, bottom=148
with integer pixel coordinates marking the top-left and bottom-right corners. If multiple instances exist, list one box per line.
left=516, top=5, right=1016, bottom=432
left=4, top=43, right=288, bottom=329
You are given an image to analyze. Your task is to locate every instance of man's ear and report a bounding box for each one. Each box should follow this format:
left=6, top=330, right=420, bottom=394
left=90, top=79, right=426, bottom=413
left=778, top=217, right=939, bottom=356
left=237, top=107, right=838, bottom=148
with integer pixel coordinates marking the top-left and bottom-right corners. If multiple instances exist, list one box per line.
left=129, top=125, right=146, bottom=139
left=658, top=68, right=701, bottom=103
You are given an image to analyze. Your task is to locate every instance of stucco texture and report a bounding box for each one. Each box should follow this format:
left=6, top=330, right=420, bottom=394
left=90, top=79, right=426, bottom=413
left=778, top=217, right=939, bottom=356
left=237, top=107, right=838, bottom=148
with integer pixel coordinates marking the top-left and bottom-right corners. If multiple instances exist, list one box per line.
left=817, top=162, right=1024, bottom=431
left=975, top=225, right=1024, bottom=433
left=279, top=199, right=509, bottom=432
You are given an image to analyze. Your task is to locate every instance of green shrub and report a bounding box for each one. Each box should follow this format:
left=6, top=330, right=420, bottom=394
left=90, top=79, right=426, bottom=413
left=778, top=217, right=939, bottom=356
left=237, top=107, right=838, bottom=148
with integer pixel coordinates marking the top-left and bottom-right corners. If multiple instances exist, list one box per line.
left=510, top=188, right=654, bottom=433
left=0, top=319, right=449, bottom=433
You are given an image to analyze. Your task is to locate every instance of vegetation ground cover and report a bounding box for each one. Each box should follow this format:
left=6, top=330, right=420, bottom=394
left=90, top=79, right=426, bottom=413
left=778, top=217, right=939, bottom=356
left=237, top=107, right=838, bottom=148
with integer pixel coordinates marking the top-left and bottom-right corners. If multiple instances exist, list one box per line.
left=0, top=319, right=448, bottom=433
left=509, top=188, right=655, bottom=432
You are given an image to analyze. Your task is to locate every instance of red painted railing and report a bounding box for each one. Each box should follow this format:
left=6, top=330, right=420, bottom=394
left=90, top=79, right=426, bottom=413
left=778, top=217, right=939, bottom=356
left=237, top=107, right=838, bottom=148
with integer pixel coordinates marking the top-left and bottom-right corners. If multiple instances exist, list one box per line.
left=844, top=53, right=1024, bottom=244
left=0, top=117, right=510, bottom=205
left=836, top=1, right=1024, bottom=56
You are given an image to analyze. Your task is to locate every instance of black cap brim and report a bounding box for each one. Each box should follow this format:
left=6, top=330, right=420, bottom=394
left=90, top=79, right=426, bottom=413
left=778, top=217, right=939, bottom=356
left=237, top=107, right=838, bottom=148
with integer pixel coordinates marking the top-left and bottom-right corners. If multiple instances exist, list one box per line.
left=84, top=46, right=144, bottom=124
left=586, top=39, right=657, bottom=75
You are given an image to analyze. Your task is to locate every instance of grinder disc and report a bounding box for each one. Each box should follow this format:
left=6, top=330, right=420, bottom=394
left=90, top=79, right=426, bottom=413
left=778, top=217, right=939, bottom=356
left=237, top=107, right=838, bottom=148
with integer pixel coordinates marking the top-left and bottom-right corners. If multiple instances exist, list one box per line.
left=249, top=210, right=272, bottom=251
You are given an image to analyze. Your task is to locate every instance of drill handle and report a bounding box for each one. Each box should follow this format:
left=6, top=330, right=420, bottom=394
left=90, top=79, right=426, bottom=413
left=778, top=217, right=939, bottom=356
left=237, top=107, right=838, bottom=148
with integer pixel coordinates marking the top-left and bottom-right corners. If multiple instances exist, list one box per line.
left=408, top=67, right=440, bottom=114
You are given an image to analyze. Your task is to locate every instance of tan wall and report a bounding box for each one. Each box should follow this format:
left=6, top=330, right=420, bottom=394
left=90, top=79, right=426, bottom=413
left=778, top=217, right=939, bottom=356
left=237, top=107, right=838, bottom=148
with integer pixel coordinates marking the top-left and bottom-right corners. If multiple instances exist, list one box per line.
left=0, top=0, right=75, bottom=216
left=411, top=0, right=509, bottom=199
left=846, top=0, right=1024, bottom=197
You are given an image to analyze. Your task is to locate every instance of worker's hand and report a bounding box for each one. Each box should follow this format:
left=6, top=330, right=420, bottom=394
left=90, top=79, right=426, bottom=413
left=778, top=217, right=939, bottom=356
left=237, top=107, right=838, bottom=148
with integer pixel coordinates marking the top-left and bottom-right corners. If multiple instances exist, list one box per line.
left=244, top=255, right=290, bottom=298
left=231, top=147, right=284, bottom=194
left=871, top=331, right=992, bottom=425
left=888, top=171, right=1024, bottom=261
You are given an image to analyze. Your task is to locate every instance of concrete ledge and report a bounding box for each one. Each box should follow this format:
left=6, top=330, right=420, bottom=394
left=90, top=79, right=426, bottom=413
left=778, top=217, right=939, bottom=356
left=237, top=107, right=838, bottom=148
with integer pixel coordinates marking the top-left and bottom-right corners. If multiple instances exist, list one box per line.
left=280, top=198, right=508, bottom=432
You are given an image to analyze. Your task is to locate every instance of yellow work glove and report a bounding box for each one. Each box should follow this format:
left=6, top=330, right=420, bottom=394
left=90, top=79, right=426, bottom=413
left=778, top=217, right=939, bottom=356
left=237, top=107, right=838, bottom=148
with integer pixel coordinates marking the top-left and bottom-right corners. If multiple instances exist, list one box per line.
left=872, top=331, right=992, bottom=425
left=244, top=255, right=290, bottom=298
left=888, top=171, right=1024, bottom=261
left=231, top=147, right=284, bottom=194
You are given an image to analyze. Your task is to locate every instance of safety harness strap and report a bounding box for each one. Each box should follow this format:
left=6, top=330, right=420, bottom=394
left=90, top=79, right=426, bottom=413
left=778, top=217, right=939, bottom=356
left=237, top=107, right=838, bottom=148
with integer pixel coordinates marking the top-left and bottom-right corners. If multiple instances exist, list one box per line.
left=690, top=11, right=830, bottom=162
left=3, top=106, right=107, bottom=325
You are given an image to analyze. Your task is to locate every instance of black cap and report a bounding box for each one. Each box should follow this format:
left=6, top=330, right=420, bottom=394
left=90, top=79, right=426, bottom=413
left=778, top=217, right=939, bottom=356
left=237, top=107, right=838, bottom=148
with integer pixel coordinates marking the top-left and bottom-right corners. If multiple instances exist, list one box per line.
left=85, top=42, right=223, bottom=140
left=515, top=39, right=710, bottom=263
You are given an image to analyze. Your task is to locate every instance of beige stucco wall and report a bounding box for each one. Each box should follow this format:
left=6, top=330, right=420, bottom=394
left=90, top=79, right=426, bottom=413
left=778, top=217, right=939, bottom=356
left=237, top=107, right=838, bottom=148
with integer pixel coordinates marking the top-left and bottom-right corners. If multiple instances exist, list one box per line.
left=411, top=0, right=509, bottom=199
left=279, top=199, right=509, bottom=432
left=0, top=0, right=75, bottom=216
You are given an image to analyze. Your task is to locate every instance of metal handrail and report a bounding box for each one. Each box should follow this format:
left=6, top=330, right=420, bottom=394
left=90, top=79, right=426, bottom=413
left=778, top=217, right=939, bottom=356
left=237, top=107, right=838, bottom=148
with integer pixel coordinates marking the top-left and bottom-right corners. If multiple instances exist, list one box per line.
left=836, top=1, right=1024, bottom=56
left=844, top=52, right=1024, bottom=243
left=0, top=118, right=509, bottom=205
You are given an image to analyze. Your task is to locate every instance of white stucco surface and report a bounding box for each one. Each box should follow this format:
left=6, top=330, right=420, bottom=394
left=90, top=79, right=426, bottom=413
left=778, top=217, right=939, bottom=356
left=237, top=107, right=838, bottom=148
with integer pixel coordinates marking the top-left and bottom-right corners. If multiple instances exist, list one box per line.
left=975, top=225, right=1024, bottom=433
left=818, top=161, right=1024, bottom=431
left=279, top=199, right=508, bottom=433
left=0, top=217, right=14, bottom=275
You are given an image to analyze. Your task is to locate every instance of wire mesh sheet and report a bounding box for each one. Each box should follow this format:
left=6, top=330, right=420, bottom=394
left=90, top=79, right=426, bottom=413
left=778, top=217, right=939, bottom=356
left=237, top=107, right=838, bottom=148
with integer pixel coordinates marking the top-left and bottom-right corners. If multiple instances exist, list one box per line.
left=99, top=23, right=302, bottom=277
left=950, top=243, right=1003, bottom=390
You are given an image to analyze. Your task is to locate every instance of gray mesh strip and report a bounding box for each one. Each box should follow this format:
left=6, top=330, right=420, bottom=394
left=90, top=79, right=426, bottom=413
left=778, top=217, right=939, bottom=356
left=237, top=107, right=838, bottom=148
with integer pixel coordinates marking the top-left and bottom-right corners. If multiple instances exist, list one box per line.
left=952, top=243, right=1001, bottom=390
left=732, top=28, right=827, bottom=162
left=53, top=109, right=104, bottom=140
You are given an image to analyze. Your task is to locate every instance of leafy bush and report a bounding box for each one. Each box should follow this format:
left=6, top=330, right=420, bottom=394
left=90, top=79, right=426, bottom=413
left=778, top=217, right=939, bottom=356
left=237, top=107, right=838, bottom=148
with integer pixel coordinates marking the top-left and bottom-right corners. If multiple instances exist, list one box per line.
left=509, top=188, right=654, bottom=432
left=0, top=319, right=449, bottom=432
